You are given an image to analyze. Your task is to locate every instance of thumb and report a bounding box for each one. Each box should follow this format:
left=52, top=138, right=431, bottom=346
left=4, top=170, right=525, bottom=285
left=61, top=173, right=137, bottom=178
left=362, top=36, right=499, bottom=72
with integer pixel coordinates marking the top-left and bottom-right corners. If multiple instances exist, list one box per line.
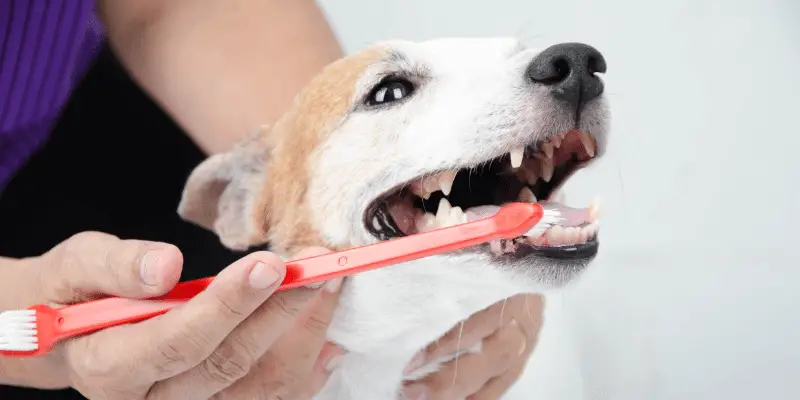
left=41, top=231, right=183, bottom=303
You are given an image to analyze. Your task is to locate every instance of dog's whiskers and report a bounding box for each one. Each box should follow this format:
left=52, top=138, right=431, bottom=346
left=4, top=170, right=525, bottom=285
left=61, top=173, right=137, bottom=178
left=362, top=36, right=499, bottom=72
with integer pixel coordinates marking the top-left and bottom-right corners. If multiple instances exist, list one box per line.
left=499, top=298, right=508, bottom=326
left=451, top=320, right=465, bottom=389
left=524, top=296, right=535, bottom=324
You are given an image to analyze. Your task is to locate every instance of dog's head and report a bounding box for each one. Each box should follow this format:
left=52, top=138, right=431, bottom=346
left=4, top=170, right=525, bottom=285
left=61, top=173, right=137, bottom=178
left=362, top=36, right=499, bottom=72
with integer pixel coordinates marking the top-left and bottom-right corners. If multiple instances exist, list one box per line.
left=179, top=38, right=609, bottom=341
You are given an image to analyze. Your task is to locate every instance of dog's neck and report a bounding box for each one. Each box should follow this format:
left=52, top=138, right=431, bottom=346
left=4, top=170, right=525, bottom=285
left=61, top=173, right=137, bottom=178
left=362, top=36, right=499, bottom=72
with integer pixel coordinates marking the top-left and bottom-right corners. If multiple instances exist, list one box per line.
left=314, top=254, right=533, bottom=399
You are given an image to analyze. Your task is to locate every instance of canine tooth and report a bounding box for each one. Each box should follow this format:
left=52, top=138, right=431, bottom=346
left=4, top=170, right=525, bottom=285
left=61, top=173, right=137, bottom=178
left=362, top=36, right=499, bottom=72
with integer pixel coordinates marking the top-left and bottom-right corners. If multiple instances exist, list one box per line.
left=518, top=187, right=537, bottom=203
left=510, top=147, right=524, bottom=169
left=541, top=142, right=554, bottom=159
left=588, top=197, right=602, bottom=222
left=540, top=158, right=554, bottom=182
left=438, top=171, right=457, bottom=196
left=553, top=190, right=566, bottom=203
left=437, top=198, right=452, bottom=218
left=578, top=131, right=596, bottom=157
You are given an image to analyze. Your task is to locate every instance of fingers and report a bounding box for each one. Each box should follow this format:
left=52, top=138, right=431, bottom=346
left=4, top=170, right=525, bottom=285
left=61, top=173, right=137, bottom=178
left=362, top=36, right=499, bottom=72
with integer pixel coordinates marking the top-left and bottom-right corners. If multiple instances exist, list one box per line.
left=306, top=342, right=346, bottom=396
left=403, top=320, right=528, bottom=400
left=149, top=247, right=343, bottom=399
left=68, top=251, right=286, bottom=391
left=466, top=361, right=527, bottom=400
left=211, top=248, right=346, bottom=399
left=417, top=297, right=519, bottom=368
left=43, top=231, right=183, bottom=302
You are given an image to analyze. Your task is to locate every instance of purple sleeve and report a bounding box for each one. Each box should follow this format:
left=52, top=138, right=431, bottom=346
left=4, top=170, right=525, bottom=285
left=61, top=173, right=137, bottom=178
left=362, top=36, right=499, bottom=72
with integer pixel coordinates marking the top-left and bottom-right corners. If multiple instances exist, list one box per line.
left=0, top=0, right=105, bottom=191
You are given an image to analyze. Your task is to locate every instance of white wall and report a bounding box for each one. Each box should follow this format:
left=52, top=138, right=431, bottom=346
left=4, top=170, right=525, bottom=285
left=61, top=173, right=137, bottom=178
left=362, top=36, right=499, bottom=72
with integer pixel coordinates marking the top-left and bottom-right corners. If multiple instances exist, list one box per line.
left=318, top=0, right=800, bottom=398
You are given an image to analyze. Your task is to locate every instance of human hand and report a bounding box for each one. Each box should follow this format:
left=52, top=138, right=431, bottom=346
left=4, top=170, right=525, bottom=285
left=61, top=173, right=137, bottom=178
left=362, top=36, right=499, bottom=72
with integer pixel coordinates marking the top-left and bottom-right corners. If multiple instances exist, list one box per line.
left=402, top=294, right=543, bottom=400
left=1, top=232, right=344, bottom=399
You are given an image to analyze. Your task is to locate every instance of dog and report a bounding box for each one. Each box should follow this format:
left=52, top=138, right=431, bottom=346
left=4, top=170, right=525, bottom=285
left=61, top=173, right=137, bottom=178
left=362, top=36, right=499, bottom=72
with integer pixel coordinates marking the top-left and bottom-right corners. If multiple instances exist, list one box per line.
left=177, top=37, right=610, bottom=399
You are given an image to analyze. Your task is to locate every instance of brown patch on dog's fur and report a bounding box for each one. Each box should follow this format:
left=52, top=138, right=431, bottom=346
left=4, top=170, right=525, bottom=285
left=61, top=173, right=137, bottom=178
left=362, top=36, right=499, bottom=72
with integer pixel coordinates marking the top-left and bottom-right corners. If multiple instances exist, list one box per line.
left=248, top=46, right=388, bottom=255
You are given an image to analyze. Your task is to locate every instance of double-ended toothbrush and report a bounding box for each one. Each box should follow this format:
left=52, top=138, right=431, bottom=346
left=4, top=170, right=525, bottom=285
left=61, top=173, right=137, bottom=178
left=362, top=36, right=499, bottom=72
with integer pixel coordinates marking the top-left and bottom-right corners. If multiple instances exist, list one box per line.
left=0, top=202, right=560, bottom=357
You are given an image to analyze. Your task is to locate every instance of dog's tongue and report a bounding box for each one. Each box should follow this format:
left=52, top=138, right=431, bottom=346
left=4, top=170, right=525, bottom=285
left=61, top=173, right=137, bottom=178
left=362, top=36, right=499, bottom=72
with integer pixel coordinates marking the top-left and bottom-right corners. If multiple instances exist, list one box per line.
left=465, top=203, right=590, bottom=227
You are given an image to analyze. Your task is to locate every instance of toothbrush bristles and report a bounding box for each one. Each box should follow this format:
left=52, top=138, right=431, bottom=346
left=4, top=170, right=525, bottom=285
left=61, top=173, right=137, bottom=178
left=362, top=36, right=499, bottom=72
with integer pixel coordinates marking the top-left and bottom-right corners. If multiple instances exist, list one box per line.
left=523, top=209, right=563, bottom=237
left=0, top=309, right=39, bottom=351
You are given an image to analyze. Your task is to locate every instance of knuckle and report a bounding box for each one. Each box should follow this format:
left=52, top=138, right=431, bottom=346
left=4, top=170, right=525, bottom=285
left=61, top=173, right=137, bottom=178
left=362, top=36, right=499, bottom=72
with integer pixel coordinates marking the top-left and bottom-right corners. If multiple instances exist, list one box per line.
left=258, top=375, right=303, bottom=400
left=72, top=345, right=116, bottom=380
left=202, top=338, right=255, bottom=385
left=300, top=313, right=331, bottom=335
left=153, top=327, right=208, bottom=375
left=213, top=292, right=246, bottom=319
left=63, top=231, right=117, bottom=253
left=265, top=294, right=304, bottom=320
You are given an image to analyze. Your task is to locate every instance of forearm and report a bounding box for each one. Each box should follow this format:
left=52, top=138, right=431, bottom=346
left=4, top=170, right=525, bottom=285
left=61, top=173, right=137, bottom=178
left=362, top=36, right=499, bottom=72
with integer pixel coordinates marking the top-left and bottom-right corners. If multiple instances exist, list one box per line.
left=97, top=0, right=343, bottom=154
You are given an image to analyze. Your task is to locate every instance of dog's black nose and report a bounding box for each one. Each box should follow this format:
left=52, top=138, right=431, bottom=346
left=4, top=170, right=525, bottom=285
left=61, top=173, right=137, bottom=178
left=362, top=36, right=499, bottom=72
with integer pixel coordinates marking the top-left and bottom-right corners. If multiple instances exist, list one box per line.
left=527, top=42, right=607, bottom=112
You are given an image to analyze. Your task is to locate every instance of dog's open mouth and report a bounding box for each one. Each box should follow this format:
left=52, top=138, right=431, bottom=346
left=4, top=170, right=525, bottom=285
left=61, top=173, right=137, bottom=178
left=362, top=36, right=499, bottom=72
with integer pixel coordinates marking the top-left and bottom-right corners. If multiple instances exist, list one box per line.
left=364, top=130, right=601, bottom=259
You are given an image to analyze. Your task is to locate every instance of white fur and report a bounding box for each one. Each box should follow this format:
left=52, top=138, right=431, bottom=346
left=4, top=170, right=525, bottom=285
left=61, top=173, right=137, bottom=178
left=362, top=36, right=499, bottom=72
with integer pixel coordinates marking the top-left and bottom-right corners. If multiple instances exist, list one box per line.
left=304, top=38, right=609, bottom=399
left=182, top=37, right=610, bottom=399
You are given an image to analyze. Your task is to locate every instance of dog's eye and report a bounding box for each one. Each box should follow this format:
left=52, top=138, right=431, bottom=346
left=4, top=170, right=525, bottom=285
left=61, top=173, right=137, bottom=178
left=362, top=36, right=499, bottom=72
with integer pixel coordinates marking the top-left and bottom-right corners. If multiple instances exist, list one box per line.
left=367, top=78, right=414, bottom=106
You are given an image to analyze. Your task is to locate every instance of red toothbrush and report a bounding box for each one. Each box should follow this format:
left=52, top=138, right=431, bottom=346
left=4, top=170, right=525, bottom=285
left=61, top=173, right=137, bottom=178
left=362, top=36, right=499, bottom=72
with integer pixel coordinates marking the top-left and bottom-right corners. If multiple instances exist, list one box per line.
left=0, top=202, right=558, bottom=357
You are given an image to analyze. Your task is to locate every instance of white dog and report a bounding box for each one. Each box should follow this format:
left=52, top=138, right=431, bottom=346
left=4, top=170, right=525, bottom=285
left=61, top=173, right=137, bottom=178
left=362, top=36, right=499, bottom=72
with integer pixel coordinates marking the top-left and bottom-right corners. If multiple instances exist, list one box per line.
left=178, top=37, right=610, bottom=400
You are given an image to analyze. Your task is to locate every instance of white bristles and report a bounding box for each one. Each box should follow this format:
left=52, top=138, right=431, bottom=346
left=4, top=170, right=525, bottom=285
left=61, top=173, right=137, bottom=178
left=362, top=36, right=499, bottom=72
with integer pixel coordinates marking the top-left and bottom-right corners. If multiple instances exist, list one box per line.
left=0, top=309, right=39, bottom=351
left=522, top=209, right=564, bottom=237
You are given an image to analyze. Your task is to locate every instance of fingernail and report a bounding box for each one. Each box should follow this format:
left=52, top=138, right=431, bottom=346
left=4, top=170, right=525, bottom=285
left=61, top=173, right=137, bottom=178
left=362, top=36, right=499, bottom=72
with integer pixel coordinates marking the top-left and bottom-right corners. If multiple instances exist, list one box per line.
left=403, top=384, right=428, bottom=400
left=139, top=250, right=163, bottom=286
left=403, top=350, right=426, bottom=375
left=324, top=278, right=343, bottom=293
left=325, top=354, right=342, bottom=372
left=248, top=262, right=281, bottom=289
left=510, top=319, right=527, bottom=356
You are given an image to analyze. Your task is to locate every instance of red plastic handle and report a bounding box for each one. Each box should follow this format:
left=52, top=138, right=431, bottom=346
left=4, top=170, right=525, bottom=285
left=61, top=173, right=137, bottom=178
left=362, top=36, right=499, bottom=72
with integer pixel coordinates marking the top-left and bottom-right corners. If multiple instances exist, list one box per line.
left=53, top=203, right=542, bottom=339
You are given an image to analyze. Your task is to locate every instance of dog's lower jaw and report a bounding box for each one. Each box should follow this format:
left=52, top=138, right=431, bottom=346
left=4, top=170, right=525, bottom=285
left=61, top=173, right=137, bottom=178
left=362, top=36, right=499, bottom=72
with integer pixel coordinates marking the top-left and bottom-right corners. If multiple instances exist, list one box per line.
left=313, top=255, right=537, bottom=399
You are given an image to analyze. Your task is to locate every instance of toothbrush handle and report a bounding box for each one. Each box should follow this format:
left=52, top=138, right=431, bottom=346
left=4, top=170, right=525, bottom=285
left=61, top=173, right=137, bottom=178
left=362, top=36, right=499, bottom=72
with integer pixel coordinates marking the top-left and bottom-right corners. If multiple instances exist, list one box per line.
left=56, top=203, right=542, bottom=339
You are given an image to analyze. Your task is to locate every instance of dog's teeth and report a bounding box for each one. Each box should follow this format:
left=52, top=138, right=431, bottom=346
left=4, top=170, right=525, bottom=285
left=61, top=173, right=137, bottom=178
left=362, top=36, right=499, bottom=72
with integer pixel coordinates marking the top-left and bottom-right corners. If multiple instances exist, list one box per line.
left=422, top=178, right=440, bottom=197
left=553, top=190, right=566, bottom=203
left=588, top=197, right=601, bottom=222
left=416, top=212, right=437, bottom=232
left=409, top=181, right=431, bottom=200
left=438, top=171, right=457, bottom=196
left=578, top=131, right=596, bottom=157
left=541, top=142, right=554, bottom=159
left=436, top=197, right=453, bottom=222
left=509, top=147, right=524, bottom=169
left=540, top=158, right=554, bottom=182
left=518, top=187, right=537, bottom=203
left=546, top=225, right=565, bottom=245
left=449, top=206, right=467, bottom=225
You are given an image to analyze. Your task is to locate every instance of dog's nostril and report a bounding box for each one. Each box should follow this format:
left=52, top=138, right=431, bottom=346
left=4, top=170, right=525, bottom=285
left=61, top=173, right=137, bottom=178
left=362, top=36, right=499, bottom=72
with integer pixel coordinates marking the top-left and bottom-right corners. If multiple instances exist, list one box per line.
left=587, top=55, right=607, bottom=75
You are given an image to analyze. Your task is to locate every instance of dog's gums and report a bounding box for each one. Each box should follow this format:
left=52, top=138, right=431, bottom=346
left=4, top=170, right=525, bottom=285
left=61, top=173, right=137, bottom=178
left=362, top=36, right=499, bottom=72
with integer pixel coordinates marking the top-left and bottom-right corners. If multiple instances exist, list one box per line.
left=364, top=129, right=601, bottom=259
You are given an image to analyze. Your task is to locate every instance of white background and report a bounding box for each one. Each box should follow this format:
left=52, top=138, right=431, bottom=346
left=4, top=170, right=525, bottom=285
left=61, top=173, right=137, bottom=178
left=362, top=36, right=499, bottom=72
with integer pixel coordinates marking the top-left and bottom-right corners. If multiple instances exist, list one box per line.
left=318, top=0, right=800, bottom=398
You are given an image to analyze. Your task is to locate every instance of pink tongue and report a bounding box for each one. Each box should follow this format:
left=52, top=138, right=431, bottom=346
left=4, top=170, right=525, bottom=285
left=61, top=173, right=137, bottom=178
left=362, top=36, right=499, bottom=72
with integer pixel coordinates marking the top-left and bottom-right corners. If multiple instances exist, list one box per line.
left=465, top=203, right=590, bottom=227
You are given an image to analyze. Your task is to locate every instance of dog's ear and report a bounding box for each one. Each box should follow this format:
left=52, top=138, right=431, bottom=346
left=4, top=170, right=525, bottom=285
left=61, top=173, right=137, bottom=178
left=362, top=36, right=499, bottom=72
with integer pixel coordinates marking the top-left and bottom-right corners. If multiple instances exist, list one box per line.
left=178, top=137, right=272, bottom=251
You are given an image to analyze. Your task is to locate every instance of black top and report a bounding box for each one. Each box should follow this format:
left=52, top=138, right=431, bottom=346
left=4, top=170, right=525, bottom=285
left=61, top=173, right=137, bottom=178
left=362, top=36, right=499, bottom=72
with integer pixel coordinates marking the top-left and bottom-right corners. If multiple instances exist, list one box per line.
left=0, top=46, right=253, bottom=399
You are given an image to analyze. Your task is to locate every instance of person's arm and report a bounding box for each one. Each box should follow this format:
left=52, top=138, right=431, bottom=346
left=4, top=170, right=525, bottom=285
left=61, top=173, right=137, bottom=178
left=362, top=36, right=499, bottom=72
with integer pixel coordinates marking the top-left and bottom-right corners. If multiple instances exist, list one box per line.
left=96, top=0, right=343, bottom=154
